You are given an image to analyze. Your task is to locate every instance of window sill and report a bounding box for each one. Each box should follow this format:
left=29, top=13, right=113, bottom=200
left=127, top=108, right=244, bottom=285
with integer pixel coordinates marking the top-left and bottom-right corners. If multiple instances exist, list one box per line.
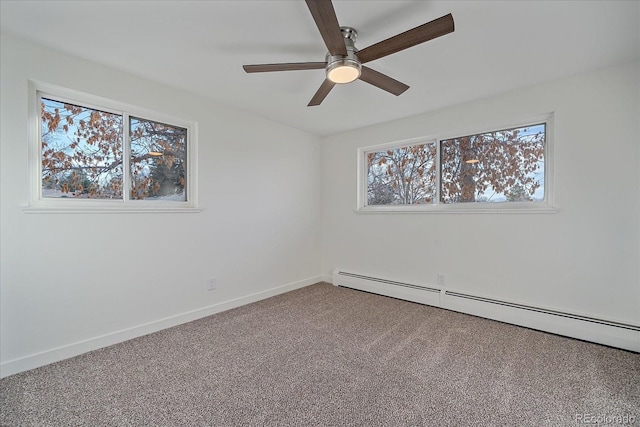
left=356, top=204, right=559, bottom=214
left=23, top=203, right=202, bottom=214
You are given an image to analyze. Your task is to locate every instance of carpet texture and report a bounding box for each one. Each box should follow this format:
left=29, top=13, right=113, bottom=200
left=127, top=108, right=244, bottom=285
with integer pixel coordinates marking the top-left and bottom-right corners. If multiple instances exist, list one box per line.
left=1, top=282, right=639, bottom=426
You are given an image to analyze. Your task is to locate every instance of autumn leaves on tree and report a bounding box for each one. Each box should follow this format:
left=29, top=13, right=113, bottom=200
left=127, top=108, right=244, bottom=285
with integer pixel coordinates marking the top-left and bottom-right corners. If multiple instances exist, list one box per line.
left=366, top=125, right=545, bottom=205
left=41, top=98, right=186, bottom=200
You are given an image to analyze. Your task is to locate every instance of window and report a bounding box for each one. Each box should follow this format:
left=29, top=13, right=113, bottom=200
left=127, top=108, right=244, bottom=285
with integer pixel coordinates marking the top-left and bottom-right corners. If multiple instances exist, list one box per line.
left=41, top=98, right=124, bottom=200
left=367, top=141, right=437, bottom=206
left=440, top=123, right=546, bottom=204
left=358, top=116, right=554, bottom=213
left=28, top=82, right=197, bottom=212
left=129, top=117, right=187, bottom=202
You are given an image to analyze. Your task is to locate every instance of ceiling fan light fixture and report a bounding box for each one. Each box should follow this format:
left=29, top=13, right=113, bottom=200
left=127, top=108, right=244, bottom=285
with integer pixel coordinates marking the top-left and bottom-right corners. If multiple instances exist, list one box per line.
left=325, top=26, right=361, bottom=84
left=326, top=59, right=361, bottom=84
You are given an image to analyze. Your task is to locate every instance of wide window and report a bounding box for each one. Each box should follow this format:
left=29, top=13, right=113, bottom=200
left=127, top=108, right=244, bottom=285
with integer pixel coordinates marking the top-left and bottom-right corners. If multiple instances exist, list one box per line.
left=29, top=82, right=197, bottom=212
left=358, top=116, right=553, bottom=212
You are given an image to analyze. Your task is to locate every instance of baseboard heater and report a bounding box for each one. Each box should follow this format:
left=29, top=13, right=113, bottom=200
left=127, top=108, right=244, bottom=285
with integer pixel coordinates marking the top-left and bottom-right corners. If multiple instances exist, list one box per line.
left=332, top=269, right=640, bottom=353
left=333, top=271, right=441, bottom=307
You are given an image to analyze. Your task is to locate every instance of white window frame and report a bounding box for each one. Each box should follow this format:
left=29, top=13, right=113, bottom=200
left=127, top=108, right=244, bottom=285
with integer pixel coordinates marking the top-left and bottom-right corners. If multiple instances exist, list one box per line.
left=25, top=80, right=199, bottom=213
left=357, top=114, right=556, bottom=214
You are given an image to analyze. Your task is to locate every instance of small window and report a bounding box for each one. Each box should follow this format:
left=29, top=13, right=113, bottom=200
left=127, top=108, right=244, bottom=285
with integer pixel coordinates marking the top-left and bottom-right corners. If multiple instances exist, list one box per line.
left=41, top=98, right=124, bottom=199
left=366, top=141, right=437, bottom=205
left=358, top=116, right=553, bottom=213
left=130, top=117, right=187, bottom=201
left=29, top=82, right=198, bottom=212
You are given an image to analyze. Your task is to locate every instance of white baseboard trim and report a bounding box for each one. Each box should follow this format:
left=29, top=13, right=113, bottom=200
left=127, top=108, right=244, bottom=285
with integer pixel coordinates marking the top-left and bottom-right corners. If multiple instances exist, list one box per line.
left=320, top=274, right=333, bottom=284
left=0, top=275, right=321, bottom=379
left=333, top=269, right=640, bottom=353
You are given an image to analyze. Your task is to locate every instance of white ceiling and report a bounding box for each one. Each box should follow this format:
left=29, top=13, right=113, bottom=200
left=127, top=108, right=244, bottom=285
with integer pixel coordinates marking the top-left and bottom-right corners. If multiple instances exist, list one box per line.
left=1, top=0, right=639, bottom=136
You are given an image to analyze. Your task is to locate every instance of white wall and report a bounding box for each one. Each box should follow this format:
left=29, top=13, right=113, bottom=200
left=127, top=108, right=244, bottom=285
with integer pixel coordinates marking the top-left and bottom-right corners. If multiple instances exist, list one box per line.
left=0, top=34, right=322, bottom=377
left=322, top=61, right=640, bottom=326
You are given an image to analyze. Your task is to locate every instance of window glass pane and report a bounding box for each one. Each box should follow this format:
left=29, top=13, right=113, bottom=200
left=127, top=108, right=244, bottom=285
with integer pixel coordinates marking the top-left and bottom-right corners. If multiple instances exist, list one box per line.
left=440, top=124, right=545, bottom=203
left=130, top=117, right=187, bottom=201
left=40, top=97, right=123, bottom=199
left=366, top=142, right=437, bottom=205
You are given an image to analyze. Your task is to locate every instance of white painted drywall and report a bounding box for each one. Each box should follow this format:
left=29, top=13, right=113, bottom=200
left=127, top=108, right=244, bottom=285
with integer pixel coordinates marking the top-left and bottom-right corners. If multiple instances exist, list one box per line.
left=0, top=34, right=322, bottom=376
left=321, top=61, right=640, bottom=325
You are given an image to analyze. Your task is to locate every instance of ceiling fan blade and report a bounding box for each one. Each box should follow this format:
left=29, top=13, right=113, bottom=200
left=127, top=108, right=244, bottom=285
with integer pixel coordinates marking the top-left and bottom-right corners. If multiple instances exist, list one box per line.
left=305, top=0, right=347, bottom=56
left=243, top=62, right=326, bottom=73
left=308, top=79, right=336, bottom=106
left=359, top=66, right=409, bottom=96
left=357, top=13, right=454, bottom=64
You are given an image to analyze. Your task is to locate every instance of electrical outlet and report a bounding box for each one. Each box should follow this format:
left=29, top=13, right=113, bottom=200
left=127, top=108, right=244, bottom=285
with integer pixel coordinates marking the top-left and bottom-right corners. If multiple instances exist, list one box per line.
left=207, top=277, right=217, bottom=291
left=437, top=274, right=445, bottom=286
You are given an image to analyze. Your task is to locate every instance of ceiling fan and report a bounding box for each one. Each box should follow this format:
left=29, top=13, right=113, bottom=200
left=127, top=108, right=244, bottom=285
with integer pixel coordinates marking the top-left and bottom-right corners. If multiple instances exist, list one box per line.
left=243, top=0, right=454, bottom=106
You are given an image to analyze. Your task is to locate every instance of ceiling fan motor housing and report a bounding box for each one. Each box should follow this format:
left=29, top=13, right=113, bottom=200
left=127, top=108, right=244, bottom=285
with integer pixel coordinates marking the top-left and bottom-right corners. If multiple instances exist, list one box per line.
left=325, top=27, right=361, bottom=84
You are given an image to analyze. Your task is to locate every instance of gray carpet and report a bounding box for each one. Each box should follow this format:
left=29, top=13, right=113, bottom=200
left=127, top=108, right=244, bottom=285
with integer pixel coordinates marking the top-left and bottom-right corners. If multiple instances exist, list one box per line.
left=1, top=282, right=639, bottom=426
